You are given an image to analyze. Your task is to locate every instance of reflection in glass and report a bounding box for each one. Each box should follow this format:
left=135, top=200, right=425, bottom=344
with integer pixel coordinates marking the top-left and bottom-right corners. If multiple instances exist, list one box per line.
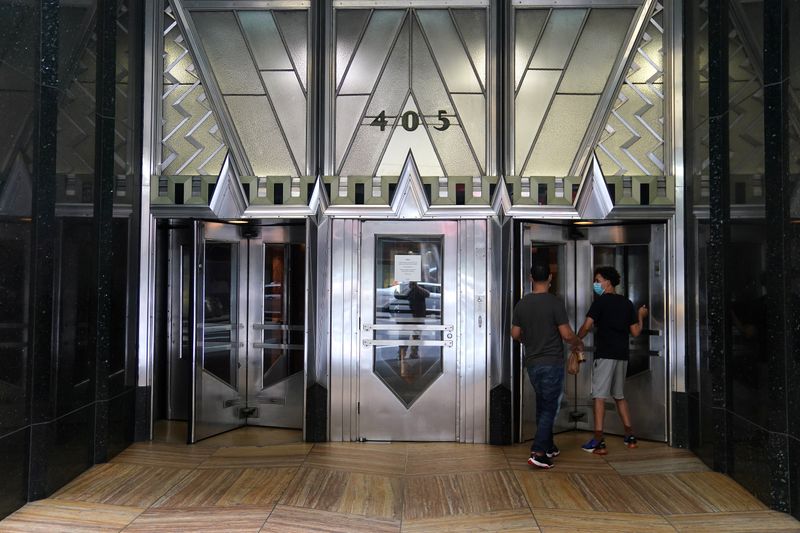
left=373, top=236, right=443, bottom=408
left=203, top=242, right=238, bottom=388
left=261, top=244, right=305, bottom=389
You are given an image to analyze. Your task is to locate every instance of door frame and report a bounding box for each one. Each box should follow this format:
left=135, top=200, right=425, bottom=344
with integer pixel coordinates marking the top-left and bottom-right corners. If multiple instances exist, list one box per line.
left=518, top=221, right=669, bottom=442
left=329, top=219, right=489, bottom=442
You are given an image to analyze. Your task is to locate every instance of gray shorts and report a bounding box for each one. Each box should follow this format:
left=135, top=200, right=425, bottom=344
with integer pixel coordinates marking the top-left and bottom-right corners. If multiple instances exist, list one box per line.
left=591, top=358, right=628, bottom=399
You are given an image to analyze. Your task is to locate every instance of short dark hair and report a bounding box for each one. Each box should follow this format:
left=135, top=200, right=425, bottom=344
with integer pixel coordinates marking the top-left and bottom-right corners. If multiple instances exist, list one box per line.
left=594, top=266, right=620, bottom=287
left=531, top=261, right=551, bottom=282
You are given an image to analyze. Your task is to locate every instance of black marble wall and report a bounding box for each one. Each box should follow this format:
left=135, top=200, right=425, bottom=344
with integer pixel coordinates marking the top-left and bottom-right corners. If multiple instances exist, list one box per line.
left=685, top=0, right=800, bottom=518
left=0, top=0, right=142, bottom=519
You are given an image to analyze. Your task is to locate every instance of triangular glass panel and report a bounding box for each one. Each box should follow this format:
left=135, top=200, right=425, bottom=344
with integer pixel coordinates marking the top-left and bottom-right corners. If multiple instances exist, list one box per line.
left=339, top=10, right=405, bottom=94
left=452, top=9, right=487, bottom=87
left=377, top=95, right=444, bottom=177
left=261, top=71, right=306, bottom=172
left=273, top=10, right=309, bottom=91
left=335, top=9, right=370, bottom=88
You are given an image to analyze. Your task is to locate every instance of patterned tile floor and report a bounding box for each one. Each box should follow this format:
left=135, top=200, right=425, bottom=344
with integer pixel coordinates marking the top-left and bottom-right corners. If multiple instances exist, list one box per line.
left=2, top=427, right=799, bottom=532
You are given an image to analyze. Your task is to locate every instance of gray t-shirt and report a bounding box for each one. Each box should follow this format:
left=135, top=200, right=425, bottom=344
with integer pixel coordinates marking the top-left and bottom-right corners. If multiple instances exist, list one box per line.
left=512, top=292, right=569, bottom=367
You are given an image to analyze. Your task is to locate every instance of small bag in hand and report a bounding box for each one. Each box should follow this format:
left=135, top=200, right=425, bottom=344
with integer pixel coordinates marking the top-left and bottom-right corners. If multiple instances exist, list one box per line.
left=567, top=350, right=584, bottom=375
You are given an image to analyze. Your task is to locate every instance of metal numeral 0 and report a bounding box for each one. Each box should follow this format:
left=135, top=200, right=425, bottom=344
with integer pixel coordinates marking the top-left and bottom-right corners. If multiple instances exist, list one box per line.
left=401, top=111, right=420, bottom=131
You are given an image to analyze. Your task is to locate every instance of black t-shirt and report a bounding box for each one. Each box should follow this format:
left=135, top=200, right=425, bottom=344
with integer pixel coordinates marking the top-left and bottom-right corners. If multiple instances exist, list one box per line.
left=586, top=293, right=637, bottom=360
left=512, top=292, right=569, bottom=367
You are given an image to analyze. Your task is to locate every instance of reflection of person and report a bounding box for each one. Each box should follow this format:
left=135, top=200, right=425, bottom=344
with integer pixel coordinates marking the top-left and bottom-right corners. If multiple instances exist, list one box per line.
left=577, top=266, right=648, bottom=454
left=511, top=261, right=582, bottom=469
left=395, top=281, right=430, bottom=359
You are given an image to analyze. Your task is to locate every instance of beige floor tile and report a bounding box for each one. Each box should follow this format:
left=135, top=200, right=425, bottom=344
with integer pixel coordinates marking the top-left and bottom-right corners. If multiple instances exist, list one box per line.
left=153, top=467, right=296, bottom=508
left=675, top=472, right=768, bottom=512
left=124, top=506, right=271, bottom=532
left=609, top=455, right=710, bottom=475
left=52, top=463, right=191, bottom=507
left=667, top=510, right=800, bottom=532
left=405, top=444, right=509, bottom=475
left=514, top=471, right=594, bottom=511
left=305, top=443, right=407, bottom=475
left=624, top=474, right=718, bottom=514
left=0, top=499, right=144, bottom=532
left=198, top=443, right=313, bottom=469
left=533, top=508, right=676, bottom=532
left=403, top=470, right=528, bottom=521
left=261, top=505, right=401, bottom=533
left=109, top=441, right=215, bottom=468
left=402, top=509, right=540, bottom=532
left=280, top=466, right=404, bottom=520
left=567, top=473, right=657, bottom=514
left=194, top=426, right=304, bottom=448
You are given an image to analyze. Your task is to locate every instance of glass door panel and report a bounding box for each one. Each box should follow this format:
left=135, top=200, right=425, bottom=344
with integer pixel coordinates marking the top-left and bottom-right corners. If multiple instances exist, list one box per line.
left=373, top=236, right=444, bottom=408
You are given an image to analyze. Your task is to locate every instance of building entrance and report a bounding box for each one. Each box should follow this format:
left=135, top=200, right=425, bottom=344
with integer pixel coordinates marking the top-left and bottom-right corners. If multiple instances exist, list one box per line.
left=162, top=221, right=306, bottom=443
left=520, top=222, right=667, bottom=442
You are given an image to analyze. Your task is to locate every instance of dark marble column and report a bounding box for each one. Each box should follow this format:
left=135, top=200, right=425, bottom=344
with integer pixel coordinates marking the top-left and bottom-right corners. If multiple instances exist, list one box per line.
left=705, top=0, right=732, bottom=473
left=91, top=0, right=118, bottom=464
left=762, top=0, right=792, bottom=513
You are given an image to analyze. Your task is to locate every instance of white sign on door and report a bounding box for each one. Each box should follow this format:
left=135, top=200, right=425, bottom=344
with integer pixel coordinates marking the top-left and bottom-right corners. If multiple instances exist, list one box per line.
left=394, top=254, right=421, bottom=282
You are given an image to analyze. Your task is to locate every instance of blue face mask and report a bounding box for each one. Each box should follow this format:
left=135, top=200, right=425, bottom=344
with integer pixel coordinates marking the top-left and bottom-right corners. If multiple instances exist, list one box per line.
left=593, top=282, right=604, bottom=295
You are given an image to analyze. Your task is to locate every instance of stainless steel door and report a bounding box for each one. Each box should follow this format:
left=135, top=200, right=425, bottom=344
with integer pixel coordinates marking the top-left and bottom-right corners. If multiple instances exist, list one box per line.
left=243, top=226, right=306, bottom=429
left=191, top=221, right=247, bottom=442
left=520, top=223, right=667, bottom=442
left=190, top=222, right=305, bottom=443
left=359, top=221, right=458, bottom=441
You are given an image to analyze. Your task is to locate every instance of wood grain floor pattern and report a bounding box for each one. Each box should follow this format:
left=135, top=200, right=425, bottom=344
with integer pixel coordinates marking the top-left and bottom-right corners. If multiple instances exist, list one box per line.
left=2, top=428, right=799, bottom=532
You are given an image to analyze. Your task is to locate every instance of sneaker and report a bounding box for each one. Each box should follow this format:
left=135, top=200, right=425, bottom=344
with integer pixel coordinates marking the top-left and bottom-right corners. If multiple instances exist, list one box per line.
left=546, top=446, right=560, bottom=458
left=581, top=438, right=608, bottom=455
left=623, top=435, right=638, bottom=448
left=527, top=453, right=554, bottom=469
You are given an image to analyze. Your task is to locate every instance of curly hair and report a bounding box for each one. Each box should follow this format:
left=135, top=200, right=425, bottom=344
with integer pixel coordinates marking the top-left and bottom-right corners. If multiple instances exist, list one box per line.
left=594, top=266, right=621, bottom=287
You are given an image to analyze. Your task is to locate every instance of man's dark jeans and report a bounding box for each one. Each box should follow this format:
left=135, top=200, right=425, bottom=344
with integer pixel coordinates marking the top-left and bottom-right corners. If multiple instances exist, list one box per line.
left=526, top=363, right=564, bottom=454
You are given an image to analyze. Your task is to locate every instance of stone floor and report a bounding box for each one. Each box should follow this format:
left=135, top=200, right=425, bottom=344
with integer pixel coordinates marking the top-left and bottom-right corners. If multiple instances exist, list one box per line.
left=1, top=427, right=799, bottom=532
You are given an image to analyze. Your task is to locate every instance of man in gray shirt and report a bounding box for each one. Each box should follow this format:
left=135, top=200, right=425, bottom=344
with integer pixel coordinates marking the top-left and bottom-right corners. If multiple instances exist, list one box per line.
left=512, top=260, right=582, bottom=469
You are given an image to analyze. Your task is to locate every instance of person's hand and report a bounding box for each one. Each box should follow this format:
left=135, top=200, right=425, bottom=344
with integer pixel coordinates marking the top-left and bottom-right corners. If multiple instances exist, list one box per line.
left=638, top=305, right=649, bottom=320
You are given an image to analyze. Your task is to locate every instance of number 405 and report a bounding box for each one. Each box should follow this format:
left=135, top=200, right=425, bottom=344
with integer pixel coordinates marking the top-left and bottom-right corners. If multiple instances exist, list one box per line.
left=369, top=110, right=451, bottom=132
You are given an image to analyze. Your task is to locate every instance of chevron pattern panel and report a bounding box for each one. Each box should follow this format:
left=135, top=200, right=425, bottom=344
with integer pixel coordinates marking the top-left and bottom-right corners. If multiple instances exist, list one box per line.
left=334, top=8, right=487, bottom=179
left=161, top=1, right=227, bottom=177
left=595, top=3, right=665, bottom=175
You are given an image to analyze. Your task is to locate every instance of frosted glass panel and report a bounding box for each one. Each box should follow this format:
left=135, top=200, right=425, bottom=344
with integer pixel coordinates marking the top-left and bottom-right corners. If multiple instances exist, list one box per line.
left=226, top=95, right=297, bottom=176
left=452, top=93, right=485, bottom=173
left=430, top=126, right=480, bottom=177
left=261, top=71, right=306, bottom=172
left=339, top=121, right=392, bottom=176
left=514, top=9, right=548, bottom=91
left=524, top=94, right=599, bottom=177
left=193, top=12, right=263, bottom=95
left=336, top=95, right=369, bottom=168
left=417, top=10, right=481, bottom=93
left=274, top=11, right=309, bottom=90
left=339, top=10, right=405, bottom=94
left=336, top=10, right=370, bottom=87
left=377, top=97, right=444, bottom=177
left=515, top=70, right=560, bottom=173
left=411, top=23, right=451, bottom=115
left=452, top=10, right=487, bottom=87
left=529, top=9, right=585, bottom=70
left=364, top=19, right=409, bottom=117
left=560, top=9, right=635, bottom=94
left=239, top=11, right=292, bottom=70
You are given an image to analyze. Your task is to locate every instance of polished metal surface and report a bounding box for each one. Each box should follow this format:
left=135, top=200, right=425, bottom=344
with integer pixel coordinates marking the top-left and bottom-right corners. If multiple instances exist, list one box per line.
left=358, top=221, right=458, bottom=441
left=519, top=222, right=668, bottom=443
